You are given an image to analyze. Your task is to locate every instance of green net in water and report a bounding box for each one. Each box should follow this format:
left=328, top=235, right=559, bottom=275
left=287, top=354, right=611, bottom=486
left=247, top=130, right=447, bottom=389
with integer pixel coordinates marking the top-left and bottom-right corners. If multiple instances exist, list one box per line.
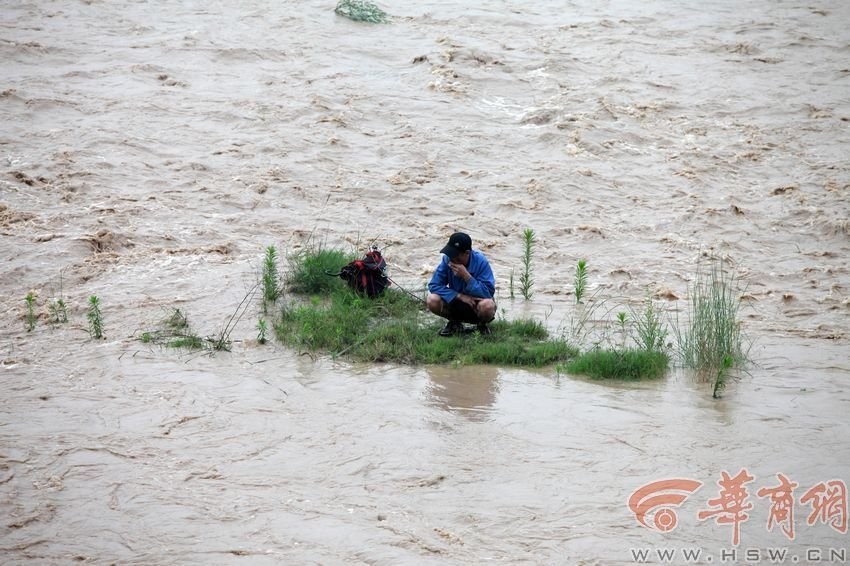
left=334, top=0, right=389, bottom=23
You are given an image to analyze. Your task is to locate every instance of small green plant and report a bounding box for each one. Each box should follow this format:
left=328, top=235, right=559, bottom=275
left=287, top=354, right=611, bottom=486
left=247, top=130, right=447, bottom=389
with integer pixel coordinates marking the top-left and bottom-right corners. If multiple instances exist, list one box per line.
left=574, top=259, right=588, bottom=303
left=262, top=245, right=280, bottom=313
left=616, top=311, right=628, bottom=348
left=48, top=298, right=68, bottom=324
left=631, top=294, right=668, bottom=352
left=87, top=295, right=104, bottom=339
left=674, top=260, right=750, bottom=376
left=334, top=0, right=389, bottom=23
left=25, top=292, right=36, bottom=332
left=48, top=271, right=69, bottom=325
left=257, top=318, right=268, bottom=344
left=519, top=228, right=536, bottom=300
left=509, top=268, right=516, bottom=300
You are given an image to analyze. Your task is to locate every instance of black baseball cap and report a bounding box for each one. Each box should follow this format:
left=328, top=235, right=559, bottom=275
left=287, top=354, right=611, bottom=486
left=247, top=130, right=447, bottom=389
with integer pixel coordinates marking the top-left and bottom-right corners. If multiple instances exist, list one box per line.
left=440, top=232, right=472, bottom=259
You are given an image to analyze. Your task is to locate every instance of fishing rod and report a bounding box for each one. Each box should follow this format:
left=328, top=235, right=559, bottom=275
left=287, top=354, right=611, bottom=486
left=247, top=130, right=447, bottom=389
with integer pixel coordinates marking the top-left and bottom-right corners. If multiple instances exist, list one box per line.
left=387, top=276, right=426, bottom=306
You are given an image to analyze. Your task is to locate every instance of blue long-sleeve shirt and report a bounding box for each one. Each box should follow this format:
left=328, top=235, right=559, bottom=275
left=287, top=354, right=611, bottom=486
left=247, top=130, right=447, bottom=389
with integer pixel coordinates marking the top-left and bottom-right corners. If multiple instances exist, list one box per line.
left=428, top=250, right=496, bottom=303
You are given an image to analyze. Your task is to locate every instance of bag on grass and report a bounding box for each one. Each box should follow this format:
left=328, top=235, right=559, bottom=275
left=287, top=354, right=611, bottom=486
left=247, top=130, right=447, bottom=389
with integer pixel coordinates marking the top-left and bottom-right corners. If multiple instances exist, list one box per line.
left=336, top=247, right=390, bottom=298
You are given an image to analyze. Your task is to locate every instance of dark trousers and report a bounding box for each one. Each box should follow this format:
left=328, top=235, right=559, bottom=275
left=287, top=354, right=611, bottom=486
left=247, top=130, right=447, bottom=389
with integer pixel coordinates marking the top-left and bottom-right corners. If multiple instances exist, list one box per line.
left=448, top=299, right=481, bottom=324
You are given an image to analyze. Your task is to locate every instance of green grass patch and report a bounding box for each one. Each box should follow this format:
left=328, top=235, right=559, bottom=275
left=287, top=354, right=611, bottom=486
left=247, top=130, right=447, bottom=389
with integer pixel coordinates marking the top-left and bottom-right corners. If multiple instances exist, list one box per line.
left=275, top=247, right=576, bottom=366
left=275, top=290, right=577, bottom=366
left=286, top=248, right=355, bottom=295
left=560, top=349, right=669, bottom=380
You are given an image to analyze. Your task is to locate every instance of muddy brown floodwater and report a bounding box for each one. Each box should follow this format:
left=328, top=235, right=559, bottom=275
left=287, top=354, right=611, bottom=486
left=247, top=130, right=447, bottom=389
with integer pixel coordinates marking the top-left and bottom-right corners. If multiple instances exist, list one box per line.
left=2, top=0, right=849, bottom=564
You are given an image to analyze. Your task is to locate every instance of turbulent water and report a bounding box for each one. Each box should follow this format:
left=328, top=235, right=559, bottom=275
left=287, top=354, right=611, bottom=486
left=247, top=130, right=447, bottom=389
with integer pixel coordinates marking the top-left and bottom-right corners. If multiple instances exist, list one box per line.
left=2, top=1, right=849, bottom=563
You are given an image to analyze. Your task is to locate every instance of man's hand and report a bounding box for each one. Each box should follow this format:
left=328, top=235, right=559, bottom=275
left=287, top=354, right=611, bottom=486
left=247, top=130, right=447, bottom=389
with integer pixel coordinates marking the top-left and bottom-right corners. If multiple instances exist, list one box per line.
left=449, top=262, right=471, bottom=281
left=456, top=293, right=477, bottom=308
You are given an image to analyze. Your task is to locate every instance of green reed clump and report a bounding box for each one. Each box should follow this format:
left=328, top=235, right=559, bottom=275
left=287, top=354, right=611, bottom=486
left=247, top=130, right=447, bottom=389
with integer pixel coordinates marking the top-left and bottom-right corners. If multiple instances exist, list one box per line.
left=674, top=261, right=750, bottom=376
left=334, top=0, right=389, bottom=23
left=262, top=245, right=281, bottom=312
left=560, top=349, right=669, bottom=380
left=25, top=292, right=36, bottom=332
left=574, top=259, right=588, bottom=303
left=87, top=295, right=104, bottom=339
left=519, top=228, right=536, bottom=300
left=631, top=293, right=668, bottom=352
left=286, top=247, right=355, bottom=295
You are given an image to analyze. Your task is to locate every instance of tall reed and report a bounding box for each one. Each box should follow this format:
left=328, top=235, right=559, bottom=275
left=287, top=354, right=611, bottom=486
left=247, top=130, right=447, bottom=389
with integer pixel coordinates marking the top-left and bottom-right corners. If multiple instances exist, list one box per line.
left=262, top=245, right=280, bottom=312
left=87, top=295, right=104, bottom=339
left=574, top=259, right=588, bottom=303
left=25, top=292, right=36, bottom=332
left=519, top=228, right=535, bottom=300
left=675, top=261, right=749, bottom=375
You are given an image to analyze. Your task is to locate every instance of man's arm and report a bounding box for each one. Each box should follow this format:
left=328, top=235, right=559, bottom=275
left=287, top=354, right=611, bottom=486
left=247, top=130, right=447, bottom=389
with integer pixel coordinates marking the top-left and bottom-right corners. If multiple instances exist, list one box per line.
left=428, top=259, right=458, bottom=303
left=462, top=254, right=495, bottom=299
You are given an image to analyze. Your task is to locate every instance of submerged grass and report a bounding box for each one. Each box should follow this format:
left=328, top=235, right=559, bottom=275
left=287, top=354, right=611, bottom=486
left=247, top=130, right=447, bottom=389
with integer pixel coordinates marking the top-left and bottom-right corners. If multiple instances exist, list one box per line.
left=334, top=0, right=389, bottom=23
left=561, top=349, right=669, bottom=380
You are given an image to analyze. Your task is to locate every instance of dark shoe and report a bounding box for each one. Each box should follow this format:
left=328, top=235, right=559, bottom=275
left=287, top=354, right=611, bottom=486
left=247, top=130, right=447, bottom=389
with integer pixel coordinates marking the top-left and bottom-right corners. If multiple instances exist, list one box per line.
left=439, top=320, right=464, bottom=337
left=477, top=323, right=492, bottom=336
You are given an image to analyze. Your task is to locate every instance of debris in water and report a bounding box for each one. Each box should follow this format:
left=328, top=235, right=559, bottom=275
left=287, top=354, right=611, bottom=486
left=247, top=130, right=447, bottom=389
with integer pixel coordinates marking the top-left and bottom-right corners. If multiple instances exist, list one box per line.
left=334, top=0, right=388, bottom=23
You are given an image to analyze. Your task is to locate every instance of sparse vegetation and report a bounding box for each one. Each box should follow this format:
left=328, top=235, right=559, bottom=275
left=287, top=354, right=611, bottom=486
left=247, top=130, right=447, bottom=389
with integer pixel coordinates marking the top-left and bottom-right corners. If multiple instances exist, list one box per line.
left=51, top=237, right=750, bottom=396
left=49, top=298, right=68, bottom=324
left=87, top=295, right=104, bottom=339
left=25, top=292, right=36, bottom=332
left=48, top=271, right=69, bottom=325
left=519, top=228, right=536, bottom=300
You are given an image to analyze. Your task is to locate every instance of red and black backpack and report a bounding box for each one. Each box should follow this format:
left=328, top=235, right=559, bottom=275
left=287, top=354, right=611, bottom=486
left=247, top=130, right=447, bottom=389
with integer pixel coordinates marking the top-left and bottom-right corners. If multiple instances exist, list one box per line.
left=336, top=247, right=390, bottom=298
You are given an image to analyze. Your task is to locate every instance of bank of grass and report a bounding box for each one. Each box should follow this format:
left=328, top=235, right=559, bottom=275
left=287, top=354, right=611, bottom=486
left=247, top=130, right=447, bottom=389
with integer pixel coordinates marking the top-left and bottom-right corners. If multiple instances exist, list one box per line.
left=275, top=287, right=577, bottom=366
left=275, top=247, right=577, bottom=366
left=560, top=349, right=669, bottom=381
